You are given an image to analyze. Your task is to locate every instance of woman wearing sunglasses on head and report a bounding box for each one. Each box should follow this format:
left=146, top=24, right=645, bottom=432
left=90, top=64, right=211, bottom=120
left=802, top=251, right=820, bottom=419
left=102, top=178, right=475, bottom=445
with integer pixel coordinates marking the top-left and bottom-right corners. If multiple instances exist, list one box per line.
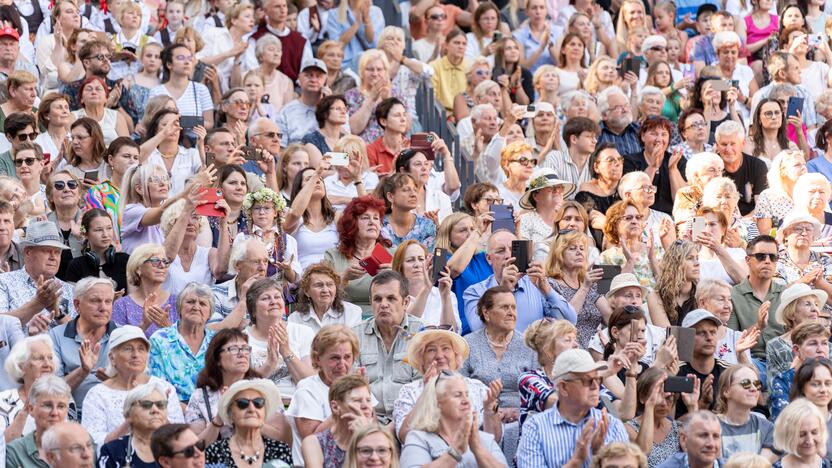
left=205, top=379, right=292, bottom=467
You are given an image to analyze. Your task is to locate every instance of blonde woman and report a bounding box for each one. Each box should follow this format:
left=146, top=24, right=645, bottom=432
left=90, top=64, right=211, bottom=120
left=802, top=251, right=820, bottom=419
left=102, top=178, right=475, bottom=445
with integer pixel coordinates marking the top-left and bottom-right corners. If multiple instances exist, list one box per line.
left=755, top=149, right=807, bottom=234
left=599, top=199, right=661, bottom=289
left=615, top=0, right=647, bottom=53
left=765, top=283, right=828, bottom=383
left=583, top=56, right=619, bottom=96
left=792, top=173, right=832, bottom=239
left=323, top=135, right=379, bottom=211
left=647, top=239, right=699, bottom=327
left=498, top=140, right=537, bottom=210
left=532, top=65, right=560, bottom=108
left=773, top=399, right=830, bottom=468
left=378, top=26, right=433, bottom=123
left=344, top=424, right=399, bottom=468
left=345, top=49, right=407, bottom=143
left=453, top=57, right=492, bottom=122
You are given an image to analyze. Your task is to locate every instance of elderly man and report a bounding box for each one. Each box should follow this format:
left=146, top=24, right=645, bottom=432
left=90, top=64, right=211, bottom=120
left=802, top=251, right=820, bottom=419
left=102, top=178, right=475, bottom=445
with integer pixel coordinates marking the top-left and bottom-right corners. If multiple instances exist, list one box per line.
left=713, top=121, right=767, bottom=215
left=211, top=237, right=269, bottom=322
left=151, top=424, right=206, bottom=468
left=0, top=26, right=38, bottom=100
left=251, top=0, right=313, bottom=82
left=516, top=348, right=628, bottom=467
left=276, top=58, right=329, bottom=144
left=203, top=128, right=266, bottom=191
left=0, top=221, right=76, bottom=333
left=657, top=411, right=724, bottom=468
left=463, top=230, right=575, bottom=333
left=598, top=87, right=643, bottom=156
left=352, top=270, right=422, bottom=424
left=6, top=375, right=73, bottom=467
left=541, top=117, right=600, bottom=189
left=42, top=422, right=94, bottom=468
left=465, top=103, right=500, bottom=162
left=750, top=52, right=818, bottom=128
left=48, top=277, right=117, bottom=418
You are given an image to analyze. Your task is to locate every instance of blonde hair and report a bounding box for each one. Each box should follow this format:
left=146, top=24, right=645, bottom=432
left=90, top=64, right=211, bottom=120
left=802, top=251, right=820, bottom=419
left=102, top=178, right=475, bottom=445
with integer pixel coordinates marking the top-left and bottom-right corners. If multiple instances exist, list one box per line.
left=499, top=140, right=533, bottom=176
left=584, top=56, right=616, bottom=95
left=589, top=442, right=648, bottom=468
left=125, top=243, right=166, bottom=287
left=377, top=25, right=404, bottom=44
left=316, top=40, right=343, bottom=59
left=357, top=49, right=390, bottom=84
left=767, top=149, right=805, bottom=194
left=524, top=319, right=577, bottom=365
left=310, top=325, right=359, bottom=370
left=435, top=213, right=473, bottom=251
left=545, top=230, right=590, bottom=282
left=333, top=135, right=369, bottom=172
left=713, top=362, right=759, bottom=414
left=616, top=0, right=646, bottom=49
left=656, top=239, right=698, bottom=324
left=116, top=1, right=141, bottom=22
left=473, top=80, right=500, bottom=101
left=533, top=64, right=559, bottom=92
left=774, top=398, right=828, bottom=456
left=224, top=3, right=254, bottom=29
left=725, top=453, right=773, bottom=468
left=344, top=424, right=399, bottom=468
left=409, top=373, right=465, bottom=431
left=160, top=199, right=207, bottom=236
left=793, top=173, right=832, bottom=211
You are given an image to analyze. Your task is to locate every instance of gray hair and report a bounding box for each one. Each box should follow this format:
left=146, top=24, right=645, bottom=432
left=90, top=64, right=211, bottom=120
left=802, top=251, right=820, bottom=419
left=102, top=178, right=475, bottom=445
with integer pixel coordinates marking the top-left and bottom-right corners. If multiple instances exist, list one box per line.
left=793, top=173, right=832, bottom=210
left=254, top=34, right=281, bottom=62
left=470, top=103, right=496, bottom=123
left=42, top=422, right=88, bottom=453
left=160, top=199, right=207, bottom=236
left=597, top=86, right=627, bottom=115
left=640, top=86, right=665, bottom=104
left=29, top=374, right=72, bottom=404
left=561, top=90, right=592, bottom=112
left=695, top=278, right=732, bottom=304
left=681, top=410, right=720, bottom=434
left=714, top=120, right=745, bottom=140
left=228, top=237, right=267, bottom=275
left=473, top=80, right=499, bottom=100
left=73, top=276, right=116, bottom=299
left=685, top=152, right=724, bottom=183
left=617, top=171, right=651, bottom=198
left=176, top=282, right=216, bottom=318
left=249, top=117, right=275, bottom=137
left=769, top=83, right=797, bottom=102
left=4, top=335, right=59, bottom=384
left=123, top=381, right=169, bottom=418
left=702, top=177, right=739, bottom=207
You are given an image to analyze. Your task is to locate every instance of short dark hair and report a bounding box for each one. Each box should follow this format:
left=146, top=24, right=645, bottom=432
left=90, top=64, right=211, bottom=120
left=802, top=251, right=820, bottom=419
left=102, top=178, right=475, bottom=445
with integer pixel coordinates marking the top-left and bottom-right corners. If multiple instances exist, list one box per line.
left=150, top=424, right=191, bottom=461
left=194, top=328, right=256, bottom=391
left=638, top=116, right=674, bottom=142
left=0, top=200, right=13, bottom=216
left=315, top=94, right=347, bottom=128
left=745, top=234, right=777, bottom=255
left=105, top=137, right=139, bottom=166
left=374, top=172, right=418, bottom=214
left=563, top=117, right=600, bottom=148
left=394, top=148, right=423, bottom=174
left=3, top=112, right=35, bottom=138
left=588, top=142, right=618, bottom=178
left=677, top=108, right=705, bottom=137
left=370, top=270, right=409, bottom=300
left=375, top=97, right=405, bottom=130
left=817, top=119, right=832, bottom=152
left=78, top=39, right=110, bottom=61
left=246, top=277, right=283, bottom=325
left=205, top=126, right=234, bottom=147
left=463, top=182, right=499, bottom=214
left=476, top=285, right=513, bottom=322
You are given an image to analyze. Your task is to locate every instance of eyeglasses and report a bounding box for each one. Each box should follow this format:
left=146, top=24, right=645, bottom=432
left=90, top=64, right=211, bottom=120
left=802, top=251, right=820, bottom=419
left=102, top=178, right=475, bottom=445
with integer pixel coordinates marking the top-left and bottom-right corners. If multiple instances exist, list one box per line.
left=510, top=157, right=538, bottom=167
left=600, top=156, right=623, bottom=164
left=14, top=132, right=37, bottom=141
left=357, top=446, right=393, bottom=458
left=749, top=252, right=778, bottom=262
left=649, top=46, right=666, bottom=52
left=483, top=196, right=504, bottom=204
left=50, top=441, right=93, bottom=455
left=421, top=325, right=456, bottom=332
left=429, top=13, right=447, bottom=20
left=762, top=110, right=782, bottom=119
left=221, top=344, right=252, bottom=355
left=14, top=157, right=39, bottom=167
left=474, top=69, right=490, bottom=77
left=143, top=257, right=171, bottom=268
left=169, top=441, right=205, bottom=458
left=53, top=180, right=78, bottom=191
left=565, top=375, right=603, bottom=388
left=88, top=53, right=112, bottom=62
left=622, top=214, right=643, bottom=222
left=253, top=131, right=282, bottom=140
left=70, top=134, right=90, bottom=141
left=135, top=399, right=167, bottom=410
left=147, top=175, right=170, bottom=185
left=737, top=378, right=762, bottom=391
left=789, top=226, right=814, bottom=235
left=637, top=185, right=657, bottom=193
left=234, top=397, right=266, bottom=410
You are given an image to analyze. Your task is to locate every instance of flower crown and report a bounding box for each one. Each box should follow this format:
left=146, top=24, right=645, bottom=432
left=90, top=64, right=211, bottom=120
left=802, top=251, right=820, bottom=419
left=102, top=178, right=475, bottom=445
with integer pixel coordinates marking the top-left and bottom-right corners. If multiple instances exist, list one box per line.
left=242, top=188, right=287, bottom=213
left=528, top=175, right=549, bottom=191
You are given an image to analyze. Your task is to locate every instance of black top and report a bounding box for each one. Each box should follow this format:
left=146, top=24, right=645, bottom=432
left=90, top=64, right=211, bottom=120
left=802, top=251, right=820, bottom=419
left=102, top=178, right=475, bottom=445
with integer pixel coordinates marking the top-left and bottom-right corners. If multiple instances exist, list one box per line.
left=99, top=435, right=158, bottom=468
left=205, top=436, right=292, bottom=466
left=675, top=359, right=730, bottom=419
left=622, top=151, right=688, bottom=215
left=724, top=154, right=768, bottom=216
left=62, top=252, right=130, bottom=292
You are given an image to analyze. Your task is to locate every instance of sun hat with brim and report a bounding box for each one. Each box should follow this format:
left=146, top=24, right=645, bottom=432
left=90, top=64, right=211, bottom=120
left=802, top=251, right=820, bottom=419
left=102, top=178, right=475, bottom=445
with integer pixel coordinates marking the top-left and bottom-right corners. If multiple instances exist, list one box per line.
left=406, top=328, right=469, bottom=373
left=778, top=212, right=822, bottom=240
left=680, top=309, right=722, bottom=329
left=604, top=273, right=648, bottom=300
left=552, top=349, right=607, bottom=381
left=519, top=168, right=576, bottom=210
left=774, top=283, right=828, bottom=326
left=20, top=221, right=70, bottom=250
left=219, top=379, right=282, bottom=425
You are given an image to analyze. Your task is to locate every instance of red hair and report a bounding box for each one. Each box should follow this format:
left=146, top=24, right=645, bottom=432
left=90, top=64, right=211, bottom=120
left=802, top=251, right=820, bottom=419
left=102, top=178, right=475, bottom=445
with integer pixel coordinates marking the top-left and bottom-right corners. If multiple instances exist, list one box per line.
left=79, top=76, right=109, bottom=103
left=336, top=196, right=391, bottom=258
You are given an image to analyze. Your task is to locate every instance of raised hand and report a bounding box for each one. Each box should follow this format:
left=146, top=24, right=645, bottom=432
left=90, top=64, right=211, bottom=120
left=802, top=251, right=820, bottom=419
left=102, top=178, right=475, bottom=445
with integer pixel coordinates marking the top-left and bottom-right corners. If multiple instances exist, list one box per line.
left=736, top=328, right=760, bottom=355
left=79, top=339, right=101, bottom=373
left=589, top=408, right=610, bottom=452
left=484, top=379, right=503, bottom=414
left=756, top=301, right=770, bottom=330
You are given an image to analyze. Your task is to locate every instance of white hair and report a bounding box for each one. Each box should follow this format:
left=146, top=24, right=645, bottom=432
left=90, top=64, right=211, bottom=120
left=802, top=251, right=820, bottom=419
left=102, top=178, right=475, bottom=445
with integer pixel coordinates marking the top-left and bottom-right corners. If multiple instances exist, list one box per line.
left=29, top=374, right=72, bottom=404
left=176, top=282, right=216, bottom=318
left=714, top=120, right=745, bottom=140
left=712, top=31, right=741, bottom=50
left=228, top=237, right=267, bottom=275
left=685, top=152, right=724, bottom=183
left=4, top=335, right=59, bottom=384
left=793, top=173, right=832, bottom=210
left=73, top=276, right=115, bottom=300
left=617, top=171, right=652, bottom=198
left=597, top=86, right=627, bottom=115
left=767, top=149, right=805, bottom=193
left=122, top=381, right=169, bottom=418
left=42, top=422, right=88, bottom=452
left=254, top=34, right=281, bottom=62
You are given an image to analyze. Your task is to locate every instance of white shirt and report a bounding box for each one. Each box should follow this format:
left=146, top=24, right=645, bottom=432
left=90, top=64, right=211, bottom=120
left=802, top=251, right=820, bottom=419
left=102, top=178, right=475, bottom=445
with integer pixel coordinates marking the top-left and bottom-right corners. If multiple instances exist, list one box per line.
left=324, top=171, right=380, bottom=211
left=411, top=287, right=461, bottom=329
left=148, top=82, right=214, bottom=119
left=163, top=245, right=214, bottom=295
left=801, top=61, right=832, bottom=101
left=196, top=26, right=257, bottom=91
left=247, top=323, right=313, bottom=401
left=296, top=6, right=335, bottom=44
left=699, top=247, right=746, bottom=285
left=147, top=146, right=202, bottom=194
left=287, top=301, right=364, bottom=332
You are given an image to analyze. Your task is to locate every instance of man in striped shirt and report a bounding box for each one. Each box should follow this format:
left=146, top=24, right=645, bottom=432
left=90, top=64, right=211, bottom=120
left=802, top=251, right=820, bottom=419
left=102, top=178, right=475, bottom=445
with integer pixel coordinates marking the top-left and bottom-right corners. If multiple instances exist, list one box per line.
left=516, top=349, right=628, bottom=468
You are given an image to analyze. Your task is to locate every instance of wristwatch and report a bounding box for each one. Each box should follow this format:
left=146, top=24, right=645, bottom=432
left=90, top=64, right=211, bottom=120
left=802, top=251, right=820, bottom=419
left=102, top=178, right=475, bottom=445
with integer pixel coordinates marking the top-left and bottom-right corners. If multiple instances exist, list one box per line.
left=445, top=447, right=463, bottom=462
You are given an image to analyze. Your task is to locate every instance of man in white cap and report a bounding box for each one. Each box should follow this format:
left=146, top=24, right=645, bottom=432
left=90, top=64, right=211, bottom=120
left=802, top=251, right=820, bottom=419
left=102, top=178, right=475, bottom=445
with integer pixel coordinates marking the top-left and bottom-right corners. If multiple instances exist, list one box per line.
left=0, top=220, right=75, bottom=333
left=516, top=348, right=628, bottom=467
left=675, top=309, right=729, bottom=417
left=276, top=57, right=331, bottom=144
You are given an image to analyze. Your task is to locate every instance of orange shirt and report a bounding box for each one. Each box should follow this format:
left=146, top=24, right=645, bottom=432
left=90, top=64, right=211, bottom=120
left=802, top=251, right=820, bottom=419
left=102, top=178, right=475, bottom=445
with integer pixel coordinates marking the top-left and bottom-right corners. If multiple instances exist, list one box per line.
left=367, top=136, right=410, bottom=175
left=409, top=4, right=462, bottom=41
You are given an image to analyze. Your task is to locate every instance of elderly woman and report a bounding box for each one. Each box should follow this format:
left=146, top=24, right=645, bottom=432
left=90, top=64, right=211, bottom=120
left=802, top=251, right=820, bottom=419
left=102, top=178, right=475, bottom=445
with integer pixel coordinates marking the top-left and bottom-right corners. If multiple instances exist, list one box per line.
left=6, top=376, right=73, bottom=467
left=400, top=372, right=508, bottom=466
left=46, top=170, right=84, bottom=272
left=756, top=150, right=807, bottom=235
left=344, top=424, right=399, bottom=468
left=233, top=187, right=299, bottom=282
left=518, top=319, right=578, bottom=431
left=776, top=213, right=832, bottom=299
left=453, top=57, right=492, bottom=123
left=518, top=167, right=573, bottom=243
left=497, top=140, right=536, bottom=210
left=697, top=279, right=758, bottom=365
left=217, top=88, right=251, bottom=135
left=0, top=336, right=57, bottom=442
left=301, top=95, right=350, bottom=166
left=693, top=207, right=749, bottom=284
left=12, top=142, right=47, bottom=219
left=461, top=286, right=538, bottom=463
left=599, top=200, right=661, bottom=289
left=379, top=26, right=432, bottom=124
left=391, top=240, right=459, bottom=328
left=112, top=244, right=179, bottom=337
left=672, top=151, right=725, bottom=229
left=544, top=231, right=611, bottom=348
left=317, top=40, right=359, bottom=96
left=250, top=36, right=293, bottom=111
left=701, top=177, right=760, bottom=246
left=82, top=325, right=183, bottom=446
left=97, top=381, right=172, bottom=466
left=617, top=171, right=675, bottom=251
left=773, top=399, right=829, bottom=468
left=64, top=117, right=109, bottom=186
left=286, top=168, right=340, bottom=270
left=713, top=364, right=773, bottom=461
left=647, top=240, right=699, bottom=327
left=745, top=98, right=791, bottom=163
left=766, top=283, right=829, bottom=384
left=324, top=196, right=392, bottom=313
left=323, top=135, right=380, bottom=211
left=289, top=262, right=363, bottom=332
left=670, top=108, right=714, bottom=161
left=204, top=379, right=292, bottom=466
left=0, top=72, right=36, bottom=127
left=346, top=50, right=408, bottom=144
left=73, top=77, right=129, bottom=146
left=712, top=31, right=756, bottom=113
left=792, top=173, right=832, bottom=239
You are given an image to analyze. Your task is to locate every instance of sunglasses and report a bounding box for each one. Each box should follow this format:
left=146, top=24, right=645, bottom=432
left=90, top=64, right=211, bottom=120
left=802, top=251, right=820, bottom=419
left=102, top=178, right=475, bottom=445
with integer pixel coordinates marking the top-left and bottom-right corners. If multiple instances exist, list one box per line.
left=14, top=157, right=39, bottom=167
left=143, top=257, right=171, bottom=268
left=749, top=252, right=778, bottom=262
left=135, top=399, right=167, bottom=410
left=511, top=157, right=538, bottom=166
left=234, top=397, right=266, bottom=410
left=737, top=378, right=762, bottom=391
left=565, top=375, right=603, bottom=388
left=15, top=132, right=37, bottom=141
left=254, top=131, right=282, bottom=140
left=53, top=180, right=78, bottom=191
left=169, top=440, right=205, bottom=458
left=429, top=13, right=447, bottom=20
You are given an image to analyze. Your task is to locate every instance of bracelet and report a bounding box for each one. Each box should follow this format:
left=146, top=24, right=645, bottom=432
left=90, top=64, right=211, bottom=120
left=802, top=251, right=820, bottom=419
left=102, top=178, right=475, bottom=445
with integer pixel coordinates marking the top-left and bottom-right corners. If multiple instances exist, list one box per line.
left=625, top=372, right=638, bottom=378
left=283, top=353, right=296, bottom=362
left=354, top=180, right=363, bottom=186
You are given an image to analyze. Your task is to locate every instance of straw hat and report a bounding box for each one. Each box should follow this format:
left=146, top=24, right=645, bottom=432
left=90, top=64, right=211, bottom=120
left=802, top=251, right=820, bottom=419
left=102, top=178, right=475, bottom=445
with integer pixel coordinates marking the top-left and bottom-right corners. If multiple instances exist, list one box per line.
left=774, top=283, right=828, bottom=326
left=519, top=168, right=575, bottom=210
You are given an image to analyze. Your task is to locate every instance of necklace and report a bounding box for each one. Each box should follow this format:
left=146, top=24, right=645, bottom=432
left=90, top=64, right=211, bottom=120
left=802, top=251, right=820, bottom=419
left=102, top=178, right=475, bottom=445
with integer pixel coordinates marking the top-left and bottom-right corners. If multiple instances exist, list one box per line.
left=485, top=329, right=513, bottom=349
left=235, top=437, right=261, bottom=465
left=159, top=148, right=178, bottom=159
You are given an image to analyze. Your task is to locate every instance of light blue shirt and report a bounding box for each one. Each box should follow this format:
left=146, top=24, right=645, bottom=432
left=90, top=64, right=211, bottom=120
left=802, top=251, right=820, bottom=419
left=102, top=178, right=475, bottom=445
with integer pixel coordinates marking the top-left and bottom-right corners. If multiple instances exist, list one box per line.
left=462, top=275, right=576, bottom=333
left=276, top=99, right=317, bottom=145
left=808, top=154, right=832, bottom=182
left=512, top=26, right=558, bottom=74
left=326, top=6, right=385, bottom=72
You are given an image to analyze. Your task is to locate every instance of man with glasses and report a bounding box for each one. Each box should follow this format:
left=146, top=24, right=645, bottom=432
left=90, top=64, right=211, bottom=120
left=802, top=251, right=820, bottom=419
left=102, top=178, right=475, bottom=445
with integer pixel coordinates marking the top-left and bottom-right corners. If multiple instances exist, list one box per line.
left=675, top=309, right=729, bottom=417
left=0, top=112, right=37, bottom=176
left=714, top=120, right=767, bottom=215
left=42, top=422, right=95, bottom=468
left=247, top=117, right=283, bottom=181
left=151, top=424, right=206, bottom=468
left=277, top=58, right=329, bottom=145
left=204, top=128, right=265, bottom=190
left=60, top=39, right=129, bottom=111
left=598, top=86, right=643, bottom=156
left=541, top=117, right=600, bottom=190
left=516, top=348, right=628, bottom=467
left=210, top=237, right=270, bottom=322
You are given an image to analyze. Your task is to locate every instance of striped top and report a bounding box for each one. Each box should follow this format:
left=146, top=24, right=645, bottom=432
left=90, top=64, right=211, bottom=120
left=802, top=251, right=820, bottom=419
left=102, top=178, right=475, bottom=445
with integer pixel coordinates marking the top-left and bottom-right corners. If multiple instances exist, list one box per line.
left=84, top=181, right=122, bottom=248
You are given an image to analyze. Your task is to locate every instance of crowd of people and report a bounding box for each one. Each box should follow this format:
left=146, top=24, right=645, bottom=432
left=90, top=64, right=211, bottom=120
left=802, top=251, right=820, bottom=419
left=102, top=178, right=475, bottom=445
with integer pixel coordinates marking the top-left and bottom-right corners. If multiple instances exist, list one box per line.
left=3, top=0, right=832, bottom=466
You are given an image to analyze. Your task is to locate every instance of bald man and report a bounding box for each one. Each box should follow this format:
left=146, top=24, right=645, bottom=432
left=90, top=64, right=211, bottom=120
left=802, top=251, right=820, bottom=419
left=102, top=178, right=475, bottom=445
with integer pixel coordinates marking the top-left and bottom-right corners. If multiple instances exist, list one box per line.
left=42, top=422, right=95, bottom=468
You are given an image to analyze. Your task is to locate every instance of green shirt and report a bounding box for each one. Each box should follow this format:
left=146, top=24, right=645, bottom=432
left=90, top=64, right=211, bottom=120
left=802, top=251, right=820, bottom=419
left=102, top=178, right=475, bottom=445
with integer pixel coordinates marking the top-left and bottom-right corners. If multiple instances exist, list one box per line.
left=729, top=278, right=786, bottom=359
left=0, top=150, right=14, bottom=178
left=6, top=433, right=49, bottom=468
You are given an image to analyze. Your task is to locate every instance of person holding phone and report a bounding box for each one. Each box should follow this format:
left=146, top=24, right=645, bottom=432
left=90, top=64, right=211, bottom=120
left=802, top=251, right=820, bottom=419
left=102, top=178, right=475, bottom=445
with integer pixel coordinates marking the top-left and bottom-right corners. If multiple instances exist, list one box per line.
left=599, top=200, right=661, bottom=289
left=140, top=109, right=205, bottom=195
left=693, top=207, right=750, bottom=285
left=672, top=151, right=725, bottom=230
left=390, top=240, right=459, bottom=329
left=395, top=146, right=454, bottom=222
left=780, top=27, right=832, bottom=101
left=63, top=117, right=109, bottom=188
left=148, top=43, right=215, bottom=132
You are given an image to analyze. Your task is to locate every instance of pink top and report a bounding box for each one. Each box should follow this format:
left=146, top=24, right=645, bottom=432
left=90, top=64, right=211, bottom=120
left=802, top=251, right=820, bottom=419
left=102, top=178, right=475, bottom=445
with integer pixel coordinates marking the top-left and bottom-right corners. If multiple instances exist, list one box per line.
left=744, top=14, right=778, bottom=46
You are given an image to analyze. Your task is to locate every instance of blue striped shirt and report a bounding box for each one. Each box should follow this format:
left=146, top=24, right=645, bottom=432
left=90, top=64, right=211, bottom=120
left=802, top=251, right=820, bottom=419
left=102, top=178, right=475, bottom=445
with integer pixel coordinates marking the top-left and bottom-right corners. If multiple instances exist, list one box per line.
left=516, top=405, right=629, bottom=468
left=599, top=122, right=643, bottom=157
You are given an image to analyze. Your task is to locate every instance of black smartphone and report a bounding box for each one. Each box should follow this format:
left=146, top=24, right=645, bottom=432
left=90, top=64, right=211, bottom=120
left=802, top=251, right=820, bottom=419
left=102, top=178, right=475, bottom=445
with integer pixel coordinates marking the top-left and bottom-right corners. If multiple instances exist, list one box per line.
left=490, top=204, right=514, bottom=233
left=595, top=264, right=622, bottom=295
left=787, top=96, right=805, bottom=118
left=664, top=376, right=695, bottom=393
left=192, top=61, right=207, bottom=83
left=493, top=31, right=502, bottom=41
left=84, top=169, right=99, bottom=182
left=180, top=115, right=204, bottom=129
left=511, top=240, right=532, bottom=272
left=730, top=79, right=739, bottom=89
left=492, top=66, right=505, bottom=79
left=431, top=248, right=449, bottom=284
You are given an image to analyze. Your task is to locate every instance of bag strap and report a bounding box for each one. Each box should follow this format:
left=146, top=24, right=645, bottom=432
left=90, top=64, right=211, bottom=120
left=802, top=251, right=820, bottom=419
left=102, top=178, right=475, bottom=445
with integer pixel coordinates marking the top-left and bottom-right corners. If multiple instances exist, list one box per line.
left=202, top=387, right=213, bottom=423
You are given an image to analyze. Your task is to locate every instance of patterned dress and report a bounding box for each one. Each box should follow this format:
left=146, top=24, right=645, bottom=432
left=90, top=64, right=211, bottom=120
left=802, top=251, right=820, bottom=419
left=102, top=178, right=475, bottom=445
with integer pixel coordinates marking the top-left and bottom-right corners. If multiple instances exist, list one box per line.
left=316, top=429, right=345, bottom=468
left=625, top=418, right=681, bottom=468
left=84, top=181, right=122, bottom=247
left=204, top=436, right=292, bottom=466
left=344, top=87, right=407, bottom=144
left=549, top=279, right=603, bottom=348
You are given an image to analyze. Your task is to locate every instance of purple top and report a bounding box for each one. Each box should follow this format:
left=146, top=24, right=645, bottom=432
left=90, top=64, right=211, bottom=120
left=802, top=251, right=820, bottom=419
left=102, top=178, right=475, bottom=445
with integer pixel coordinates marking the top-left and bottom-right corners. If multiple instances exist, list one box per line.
left=121, top=203, right=164, bottom=254
left=112, top=294, right=179, bottom=338
left=316, top=429, right=345, bottom=468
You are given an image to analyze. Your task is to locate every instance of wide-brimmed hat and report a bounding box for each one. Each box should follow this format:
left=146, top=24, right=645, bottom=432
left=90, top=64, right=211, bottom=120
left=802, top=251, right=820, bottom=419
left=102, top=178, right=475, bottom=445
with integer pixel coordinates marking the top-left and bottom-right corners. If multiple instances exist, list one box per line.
left=20, top=221, right=70, bottom=250
left=775, top=283, right=828, bottom=326
left=778, top=212, right=822, bottom=240
left=552, top=349, right=607, bottom=380
left=519, top=167, right=575, bottom=210
left=406, top=328, right=469, bottom=373
left=219, top=379, right=282, bottom=425
left=604, top=273, right=648, bottom=300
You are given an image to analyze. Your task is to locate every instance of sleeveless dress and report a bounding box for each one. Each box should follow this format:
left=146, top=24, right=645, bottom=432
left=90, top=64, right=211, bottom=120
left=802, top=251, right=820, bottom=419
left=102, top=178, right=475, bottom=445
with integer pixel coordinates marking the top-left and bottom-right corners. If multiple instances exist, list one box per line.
left=744, top=14, right=778, bottom=61
left=316, top=429, right=345, bottom=468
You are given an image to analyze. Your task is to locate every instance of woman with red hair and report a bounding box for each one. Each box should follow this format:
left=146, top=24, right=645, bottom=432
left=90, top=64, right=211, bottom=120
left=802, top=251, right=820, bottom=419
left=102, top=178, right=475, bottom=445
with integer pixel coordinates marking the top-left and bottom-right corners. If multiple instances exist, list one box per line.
left=73, top=76, right=129, bottom=146
left=324, top=195, right=393, bottom=313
